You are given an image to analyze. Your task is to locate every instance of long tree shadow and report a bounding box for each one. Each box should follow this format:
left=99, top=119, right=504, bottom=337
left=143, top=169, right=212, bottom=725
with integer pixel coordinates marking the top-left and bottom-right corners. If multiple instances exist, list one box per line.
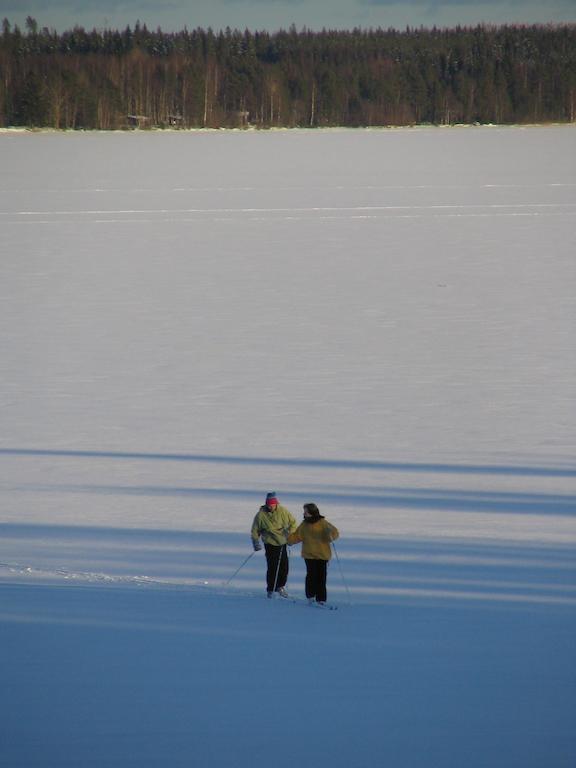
left=1, top=448, right=575, bottom=477
left=1, top=523, right=575, bottom=610
left=16, top=481, right=576, bottom=517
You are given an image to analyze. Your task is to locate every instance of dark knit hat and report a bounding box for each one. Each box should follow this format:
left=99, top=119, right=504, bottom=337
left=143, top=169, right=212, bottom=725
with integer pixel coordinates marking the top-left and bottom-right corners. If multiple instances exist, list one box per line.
left=266, top=492, right=278, bottom=506
left=303, top=503, right=322, bottom=519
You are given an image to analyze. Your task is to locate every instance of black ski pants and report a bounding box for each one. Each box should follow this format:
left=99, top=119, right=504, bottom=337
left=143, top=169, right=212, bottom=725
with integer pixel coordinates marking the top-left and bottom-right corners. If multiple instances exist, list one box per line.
left=264, top=543, right=289, bottom=592
left=305, top=558, right=328, bottom=603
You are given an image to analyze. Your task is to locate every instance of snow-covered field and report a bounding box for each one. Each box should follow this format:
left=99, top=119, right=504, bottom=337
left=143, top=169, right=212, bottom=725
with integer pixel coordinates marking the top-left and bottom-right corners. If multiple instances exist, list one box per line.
left=1, top=126, right=575, bottom=767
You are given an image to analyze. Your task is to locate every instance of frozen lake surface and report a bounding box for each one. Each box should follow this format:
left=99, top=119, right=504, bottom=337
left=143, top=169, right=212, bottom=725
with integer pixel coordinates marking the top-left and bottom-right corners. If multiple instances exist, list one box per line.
left=1, top=127, right=575, bottom=767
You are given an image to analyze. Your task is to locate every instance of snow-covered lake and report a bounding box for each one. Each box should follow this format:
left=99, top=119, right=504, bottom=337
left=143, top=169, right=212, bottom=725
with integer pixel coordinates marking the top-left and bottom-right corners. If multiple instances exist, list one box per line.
left=1, top=126, right=575, bottom=767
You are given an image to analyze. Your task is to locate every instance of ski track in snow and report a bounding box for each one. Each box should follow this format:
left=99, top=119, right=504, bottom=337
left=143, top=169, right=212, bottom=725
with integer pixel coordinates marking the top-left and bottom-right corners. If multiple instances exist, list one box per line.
left=0, top=561, right=161, bottom=586
left=2, top=551, right=575, bottom=607
left=2, top=202, right=576, bottom=223
left=3, top=182, right=576, bottom=194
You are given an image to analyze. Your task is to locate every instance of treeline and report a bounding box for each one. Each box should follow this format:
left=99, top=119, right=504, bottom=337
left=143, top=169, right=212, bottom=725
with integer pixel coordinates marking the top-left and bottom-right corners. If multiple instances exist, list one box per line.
left=1, top=18, right=575, bottom=129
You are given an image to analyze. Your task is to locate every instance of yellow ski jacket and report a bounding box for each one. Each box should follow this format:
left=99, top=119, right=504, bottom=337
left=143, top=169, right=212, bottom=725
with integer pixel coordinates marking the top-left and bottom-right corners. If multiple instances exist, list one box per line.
left=251, top=504, right=297, bottom=547
left=288, top=518, right=339, bottom=560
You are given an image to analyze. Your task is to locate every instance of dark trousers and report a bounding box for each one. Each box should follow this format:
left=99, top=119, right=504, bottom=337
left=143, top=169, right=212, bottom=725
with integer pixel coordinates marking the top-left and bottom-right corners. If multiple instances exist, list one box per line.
left=264, top=543, right=289, bottom=592
left=305, top=558, right=328, bottom=602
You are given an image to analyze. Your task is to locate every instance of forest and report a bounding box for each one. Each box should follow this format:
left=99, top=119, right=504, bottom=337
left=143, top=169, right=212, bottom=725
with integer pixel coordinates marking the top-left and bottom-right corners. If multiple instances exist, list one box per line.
left=0, top=19, right=575, bottom=129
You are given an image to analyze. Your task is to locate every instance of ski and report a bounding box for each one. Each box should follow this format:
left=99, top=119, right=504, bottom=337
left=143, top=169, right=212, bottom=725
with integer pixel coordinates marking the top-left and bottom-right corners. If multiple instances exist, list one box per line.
left=309, top=601, right=338, bottom=611
left=266, top=594, right=339, bottom=610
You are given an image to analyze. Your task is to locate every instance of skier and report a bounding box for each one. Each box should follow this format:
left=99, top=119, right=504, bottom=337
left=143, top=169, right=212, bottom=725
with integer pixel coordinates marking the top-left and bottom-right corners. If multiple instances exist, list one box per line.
left=287, top=503, right=339, bottom=606
left=251, top=492, right=297, bottom=598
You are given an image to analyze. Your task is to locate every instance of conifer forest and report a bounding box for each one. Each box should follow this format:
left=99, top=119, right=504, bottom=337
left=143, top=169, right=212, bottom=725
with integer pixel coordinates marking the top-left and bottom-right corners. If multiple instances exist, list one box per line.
left=1, top=19, right=575, bottom=129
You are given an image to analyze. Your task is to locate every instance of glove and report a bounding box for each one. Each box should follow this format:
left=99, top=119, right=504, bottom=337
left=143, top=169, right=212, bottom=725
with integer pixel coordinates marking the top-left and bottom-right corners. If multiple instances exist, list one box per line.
left=253, top=540, right=262, bottom=551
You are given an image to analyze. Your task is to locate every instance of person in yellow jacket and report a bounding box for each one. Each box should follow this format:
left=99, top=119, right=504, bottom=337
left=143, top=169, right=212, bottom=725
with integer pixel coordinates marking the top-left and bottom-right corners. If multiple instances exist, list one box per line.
left=251, top=492, right=297, bottom=598
left=287, top=503, right=339, bottom=605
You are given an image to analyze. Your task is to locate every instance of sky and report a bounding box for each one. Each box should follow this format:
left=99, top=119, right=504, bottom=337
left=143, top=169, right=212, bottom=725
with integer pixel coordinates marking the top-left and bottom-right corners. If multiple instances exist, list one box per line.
left=1, top=0, right=575, bottom=34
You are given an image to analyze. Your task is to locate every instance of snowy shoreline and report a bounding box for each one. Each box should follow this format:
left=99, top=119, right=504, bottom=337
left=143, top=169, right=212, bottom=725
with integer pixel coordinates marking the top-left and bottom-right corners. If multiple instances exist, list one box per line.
left=1, top=122, right=575, bottom=135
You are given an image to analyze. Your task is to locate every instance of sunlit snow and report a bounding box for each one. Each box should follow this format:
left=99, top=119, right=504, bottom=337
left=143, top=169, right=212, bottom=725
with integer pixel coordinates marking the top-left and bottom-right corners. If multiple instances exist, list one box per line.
left=1, top=126, right=575, bottom=768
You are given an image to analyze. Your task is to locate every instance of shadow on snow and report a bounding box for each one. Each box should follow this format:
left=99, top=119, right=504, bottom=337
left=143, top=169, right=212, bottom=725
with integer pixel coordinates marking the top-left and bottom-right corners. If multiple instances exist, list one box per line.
left=1, top=447, right=575, bottom=478
left=10, top=481, right=576, bottom=517
left=1, top=523, right=574, bottom=610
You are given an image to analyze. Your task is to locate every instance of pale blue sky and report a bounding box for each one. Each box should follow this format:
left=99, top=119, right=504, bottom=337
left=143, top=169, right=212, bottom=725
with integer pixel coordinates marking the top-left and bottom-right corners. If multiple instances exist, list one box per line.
left=1, top=0, right=574, bottom=33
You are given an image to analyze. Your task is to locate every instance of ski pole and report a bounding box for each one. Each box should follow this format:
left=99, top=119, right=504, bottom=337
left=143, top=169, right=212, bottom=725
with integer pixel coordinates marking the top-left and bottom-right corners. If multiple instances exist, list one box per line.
left=272, top=544, right=285, bottom=593
left=332, top=541, right=351, bottom=604
left=224, top=550, right=256, bottom=586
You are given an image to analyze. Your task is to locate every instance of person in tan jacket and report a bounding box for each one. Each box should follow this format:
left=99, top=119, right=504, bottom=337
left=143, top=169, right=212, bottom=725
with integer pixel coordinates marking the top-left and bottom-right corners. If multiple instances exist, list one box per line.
left=287, top=503, right=339, bottom=605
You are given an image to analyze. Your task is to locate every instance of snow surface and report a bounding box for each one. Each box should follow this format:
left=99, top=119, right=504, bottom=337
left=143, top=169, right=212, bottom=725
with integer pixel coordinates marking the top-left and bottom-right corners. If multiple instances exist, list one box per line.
left=1, top=126, right=575, bottom=767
